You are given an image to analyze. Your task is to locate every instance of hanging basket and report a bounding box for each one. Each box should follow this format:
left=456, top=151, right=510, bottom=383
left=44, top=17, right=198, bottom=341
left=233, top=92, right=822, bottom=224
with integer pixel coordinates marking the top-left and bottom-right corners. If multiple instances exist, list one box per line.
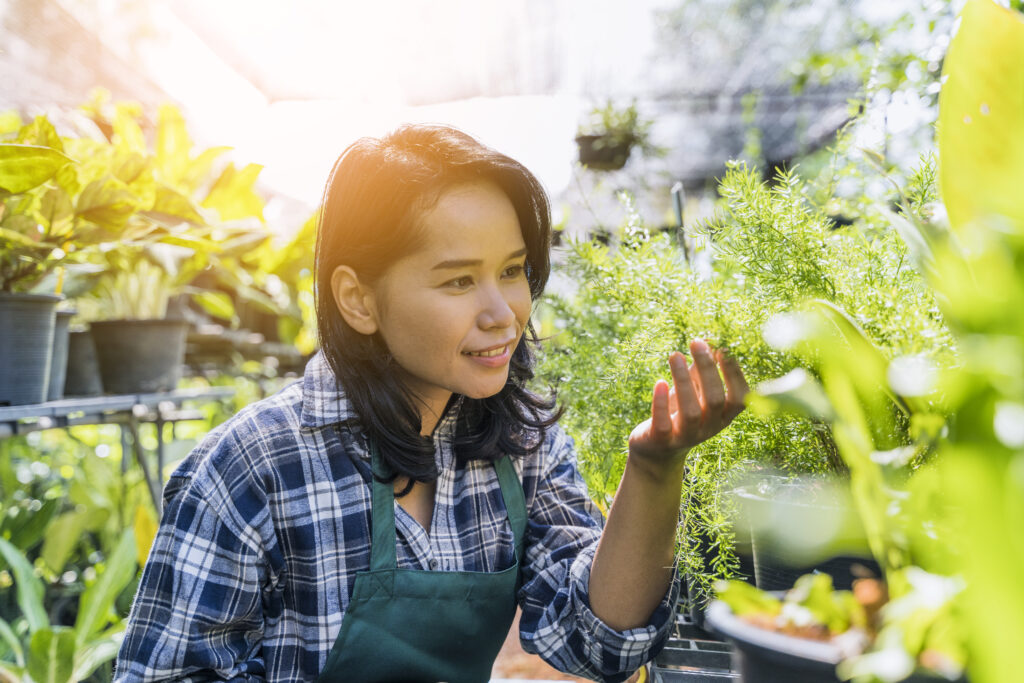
left=575, top=134, right=634, bottom=171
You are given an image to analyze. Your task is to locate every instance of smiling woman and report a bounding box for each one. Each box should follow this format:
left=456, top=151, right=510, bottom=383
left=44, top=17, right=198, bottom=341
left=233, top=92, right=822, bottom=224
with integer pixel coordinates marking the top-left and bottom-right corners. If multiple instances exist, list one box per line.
left=113, top=123, right=748, bottom=683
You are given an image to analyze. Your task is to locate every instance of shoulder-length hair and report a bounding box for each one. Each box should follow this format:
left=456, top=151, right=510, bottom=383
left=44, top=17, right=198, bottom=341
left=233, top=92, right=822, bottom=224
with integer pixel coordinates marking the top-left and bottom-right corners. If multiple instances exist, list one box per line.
left=314, top=124, right=561, bottom=492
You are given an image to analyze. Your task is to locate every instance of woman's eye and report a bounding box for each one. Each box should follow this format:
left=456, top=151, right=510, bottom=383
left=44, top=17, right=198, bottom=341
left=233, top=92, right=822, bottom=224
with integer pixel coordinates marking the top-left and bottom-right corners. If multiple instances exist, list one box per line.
left=503, top=264, right=525, bottom=278
left=447, top=276, right=473, bottom=288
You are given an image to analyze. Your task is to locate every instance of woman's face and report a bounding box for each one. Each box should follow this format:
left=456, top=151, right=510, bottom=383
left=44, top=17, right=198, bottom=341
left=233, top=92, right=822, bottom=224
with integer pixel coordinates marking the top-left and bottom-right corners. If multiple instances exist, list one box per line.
left=366, top=180, right=532, bottom=421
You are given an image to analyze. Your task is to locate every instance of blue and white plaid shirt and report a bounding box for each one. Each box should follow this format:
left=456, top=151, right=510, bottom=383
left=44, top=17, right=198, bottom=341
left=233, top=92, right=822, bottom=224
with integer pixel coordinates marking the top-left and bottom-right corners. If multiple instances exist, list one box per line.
left=114, top=352, right=679, bottom=682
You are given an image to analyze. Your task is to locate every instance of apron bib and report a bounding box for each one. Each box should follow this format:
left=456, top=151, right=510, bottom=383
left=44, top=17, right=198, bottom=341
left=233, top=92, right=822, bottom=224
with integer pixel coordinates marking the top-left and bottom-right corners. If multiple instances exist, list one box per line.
left=316, top=443, right=527, bottom=683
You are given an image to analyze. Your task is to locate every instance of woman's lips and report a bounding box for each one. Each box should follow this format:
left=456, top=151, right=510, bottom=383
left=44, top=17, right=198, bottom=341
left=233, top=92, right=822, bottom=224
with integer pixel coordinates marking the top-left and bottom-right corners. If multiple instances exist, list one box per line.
left=463, top=343, right=512, bottom=367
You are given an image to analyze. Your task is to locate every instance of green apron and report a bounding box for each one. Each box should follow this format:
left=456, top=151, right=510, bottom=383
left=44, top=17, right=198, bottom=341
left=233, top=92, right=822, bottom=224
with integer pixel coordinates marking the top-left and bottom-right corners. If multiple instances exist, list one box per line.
left=316, top=443, right=527, bottom=683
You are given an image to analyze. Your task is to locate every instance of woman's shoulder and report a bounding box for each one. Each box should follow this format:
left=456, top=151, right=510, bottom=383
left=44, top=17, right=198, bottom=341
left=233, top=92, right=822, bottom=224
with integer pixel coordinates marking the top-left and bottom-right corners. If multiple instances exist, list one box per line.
left=164, top=379, right=312, bottom=501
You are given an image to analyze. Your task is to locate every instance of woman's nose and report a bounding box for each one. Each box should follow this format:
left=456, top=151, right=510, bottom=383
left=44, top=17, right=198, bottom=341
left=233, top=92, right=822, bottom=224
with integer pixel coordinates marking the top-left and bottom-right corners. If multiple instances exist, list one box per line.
left=477, top=284, right=517, bottom=329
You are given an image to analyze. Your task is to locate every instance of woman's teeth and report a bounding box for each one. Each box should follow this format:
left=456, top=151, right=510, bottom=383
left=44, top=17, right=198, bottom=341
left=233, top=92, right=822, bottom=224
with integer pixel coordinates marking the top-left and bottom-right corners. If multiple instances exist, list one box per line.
left=465, top=345, right=506, bottom=357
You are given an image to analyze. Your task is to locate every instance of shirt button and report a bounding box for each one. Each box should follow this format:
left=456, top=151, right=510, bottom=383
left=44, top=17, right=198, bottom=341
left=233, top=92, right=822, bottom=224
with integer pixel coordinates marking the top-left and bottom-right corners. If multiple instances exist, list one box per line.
left=429, top=559, right=439, bottom=570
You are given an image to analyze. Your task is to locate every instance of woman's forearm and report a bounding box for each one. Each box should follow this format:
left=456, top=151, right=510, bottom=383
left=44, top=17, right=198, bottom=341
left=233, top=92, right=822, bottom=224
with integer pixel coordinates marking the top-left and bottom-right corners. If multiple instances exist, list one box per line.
left=587, top=454, right=686, bottom=631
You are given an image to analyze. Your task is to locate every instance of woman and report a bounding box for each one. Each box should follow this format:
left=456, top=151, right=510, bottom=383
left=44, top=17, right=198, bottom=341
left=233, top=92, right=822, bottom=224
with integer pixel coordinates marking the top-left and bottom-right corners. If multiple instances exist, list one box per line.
left=114, top=124, right=747, bottom=682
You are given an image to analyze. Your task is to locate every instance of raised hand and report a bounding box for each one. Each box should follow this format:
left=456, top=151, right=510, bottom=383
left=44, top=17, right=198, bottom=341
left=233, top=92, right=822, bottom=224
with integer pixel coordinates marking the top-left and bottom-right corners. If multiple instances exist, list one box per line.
left=627, top=339, right=748, bottom=473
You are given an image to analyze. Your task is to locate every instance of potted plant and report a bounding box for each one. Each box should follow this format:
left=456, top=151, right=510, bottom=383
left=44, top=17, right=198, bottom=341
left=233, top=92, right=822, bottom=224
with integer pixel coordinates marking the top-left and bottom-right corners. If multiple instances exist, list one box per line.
left=0, top=115, right=95, bottom=405
left=65, top=99, right=277, bottom=394
left=538, top=136, right=952, bottom=622
left=699, top=4, right=1024, bottom=679
left=575, top=99, right=659, bottom=171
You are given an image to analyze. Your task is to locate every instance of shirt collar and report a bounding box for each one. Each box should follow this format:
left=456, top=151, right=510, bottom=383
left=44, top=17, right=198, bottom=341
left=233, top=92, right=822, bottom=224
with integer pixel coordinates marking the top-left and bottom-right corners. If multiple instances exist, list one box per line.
left=299, top=351, right=361, bottom=428
left=298, top=350, right=465, bottom=434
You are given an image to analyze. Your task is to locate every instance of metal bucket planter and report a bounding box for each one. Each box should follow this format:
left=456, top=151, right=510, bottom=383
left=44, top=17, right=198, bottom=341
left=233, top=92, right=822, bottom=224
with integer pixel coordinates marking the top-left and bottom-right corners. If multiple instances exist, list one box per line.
left=47, top=310, right=76, bottom=401
left=64, top=329, right=103, bottom=397
left=0, top=292, right=61, bottom=406
left=89, top=319, right=189, bottom=394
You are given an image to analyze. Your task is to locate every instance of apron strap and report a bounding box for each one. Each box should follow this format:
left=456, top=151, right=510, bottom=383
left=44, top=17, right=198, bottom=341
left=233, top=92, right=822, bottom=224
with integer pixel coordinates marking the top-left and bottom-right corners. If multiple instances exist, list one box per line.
left=494, top=455, right=527, bottom=565
left=369, top=441, right=398, bottom=572
left=368, top=440, right=528, bottom=573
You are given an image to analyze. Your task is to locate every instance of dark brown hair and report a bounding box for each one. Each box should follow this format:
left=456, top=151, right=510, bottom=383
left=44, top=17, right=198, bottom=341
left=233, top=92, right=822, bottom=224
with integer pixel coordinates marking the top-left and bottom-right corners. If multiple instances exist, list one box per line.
left=314, top=124, right=561, bottom=492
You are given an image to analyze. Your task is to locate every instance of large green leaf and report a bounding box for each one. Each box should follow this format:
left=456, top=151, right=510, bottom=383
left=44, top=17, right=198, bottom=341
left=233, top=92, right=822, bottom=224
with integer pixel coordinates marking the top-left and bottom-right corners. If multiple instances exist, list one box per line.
left=0, top=145, right=72, bottom=194
left=75, top=176, right=139, bottom=232
left=144, top=185, right=207, bottom=225
left=40, top=509, right=91, bottom=575
left=73, top=528, right=136, bottom=647
left=938, top=0, right=1024, bottom=233
left=112, top=102, right=145, bottom=154
left=201, top=162, right=266, bottom=222
left=155, top=104, right=191, bottom=186
left=16, top=116, right=63, bottom=153
left=182, top=146, right=230, bottom=193
left=72, top=625, right=125, bottom=681
left=0, top=538, right=48, bottom=633
left=0, top=616, right=25, bottom=667
left=27, top=627, right=74, bottom=683
left=749, top=368, right=836, bottom=421
left=39, top=187, right=74, bottom=231
left=190, top=290, right=237, bottom=323
left=0, top=224, right=49, bottom=248
left=7, top=497, right=58, bottom=552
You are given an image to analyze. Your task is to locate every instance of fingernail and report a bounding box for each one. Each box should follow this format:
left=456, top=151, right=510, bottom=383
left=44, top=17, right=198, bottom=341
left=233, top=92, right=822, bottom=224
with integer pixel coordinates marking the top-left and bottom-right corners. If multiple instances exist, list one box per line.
left=670, top=352, right=685, bottom=370
left=692, top=338, right=709, bottom=354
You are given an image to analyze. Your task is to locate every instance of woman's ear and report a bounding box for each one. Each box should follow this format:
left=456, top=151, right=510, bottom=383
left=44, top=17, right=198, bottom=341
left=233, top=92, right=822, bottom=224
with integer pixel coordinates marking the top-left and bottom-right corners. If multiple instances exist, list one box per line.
left=330, top=265, right=379, bottom=336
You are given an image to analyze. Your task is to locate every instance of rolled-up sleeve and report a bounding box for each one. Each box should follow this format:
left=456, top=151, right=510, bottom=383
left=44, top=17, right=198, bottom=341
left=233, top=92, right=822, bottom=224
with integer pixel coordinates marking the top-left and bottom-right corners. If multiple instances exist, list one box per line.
left=517, top=426, right=681, bottom=683
left=114, top=467, right=268, bottom=682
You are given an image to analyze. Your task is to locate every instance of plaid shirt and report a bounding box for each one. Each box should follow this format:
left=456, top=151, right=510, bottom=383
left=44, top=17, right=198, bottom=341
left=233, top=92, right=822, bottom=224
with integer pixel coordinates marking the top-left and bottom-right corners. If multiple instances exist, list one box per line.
left=114, top=352, right=679, bottom=682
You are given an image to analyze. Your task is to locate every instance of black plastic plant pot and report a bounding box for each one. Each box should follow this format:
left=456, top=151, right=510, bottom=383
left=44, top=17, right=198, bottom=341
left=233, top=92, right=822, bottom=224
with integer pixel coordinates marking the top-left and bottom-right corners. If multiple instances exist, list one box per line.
left=734, top=480, right=879, bottom=591
left=575, top=134, right=633, bottom=170
left=47, top=310, right=76, bottom=401
left=706, top=600, right=843, bottom=683
left=89, top=318, right=189, bottom=394
left=705, top=601, right=967, bottom=683
left=0, top=292, right=61, bottom=406
left=64, top=330, right=103, bottom=397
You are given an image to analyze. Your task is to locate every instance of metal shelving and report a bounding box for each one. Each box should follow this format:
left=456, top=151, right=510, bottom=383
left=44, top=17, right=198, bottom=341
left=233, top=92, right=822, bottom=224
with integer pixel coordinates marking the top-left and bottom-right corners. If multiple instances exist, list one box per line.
left=0, top=388, right=235, bottom=514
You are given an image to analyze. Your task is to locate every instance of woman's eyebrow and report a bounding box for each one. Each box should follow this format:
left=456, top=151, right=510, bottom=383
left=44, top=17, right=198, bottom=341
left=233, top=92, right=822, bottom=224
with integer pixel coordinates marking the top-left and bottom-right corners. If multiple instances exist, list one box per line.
left=431, top=247, right=528, bottom=270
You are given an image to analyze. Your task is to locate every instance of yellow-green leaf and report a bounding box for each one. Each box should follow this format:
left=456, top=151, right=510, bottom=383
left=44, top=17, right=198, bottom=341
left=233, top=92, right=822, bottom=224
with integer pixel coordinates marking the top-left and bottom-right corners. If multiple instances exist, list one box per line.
left=112, top=102, right=145, bottom=153
left=39, top=187, right=73, bottom=229
left=155, top=104, right=191, bottom=186
left=133, top=504, right=157, bottom=568
left=202, top=162, right=266, bottom=223
left=74, top=529, right=136, bottom=647
left=0, top=110, right=23, bottom=135
left=182, top=146, right=230, bottom=192
left=191, top=290, right=237, bottom=323
left=0, top=215, right=42, bottom=244
left=75, top=176, right=139, bottom=232
left=0, top=144, right=72, bottom=194
left=17, top=116, right=63, bottom=153
left=112, top=152, right=149, bottom=185
left=145, top=185, right=207, bottom=225
left=27, top=628, right=74, bottom=683
left=938, top=0, right=1024, bottom=233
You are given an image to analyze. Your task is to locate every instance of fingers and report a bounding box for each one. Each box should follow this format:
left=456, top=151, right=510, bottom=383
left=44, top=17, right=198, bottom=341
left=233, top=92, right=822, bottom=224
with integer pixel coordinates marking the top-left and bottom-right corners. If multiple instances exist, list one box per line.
left=651, top=379, right=674, bottom=442
left=669, top=351, right=701, bottom=444
left=690, top=340, right=727, bottom=435
left=717, top=350, right=749, bottom=421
